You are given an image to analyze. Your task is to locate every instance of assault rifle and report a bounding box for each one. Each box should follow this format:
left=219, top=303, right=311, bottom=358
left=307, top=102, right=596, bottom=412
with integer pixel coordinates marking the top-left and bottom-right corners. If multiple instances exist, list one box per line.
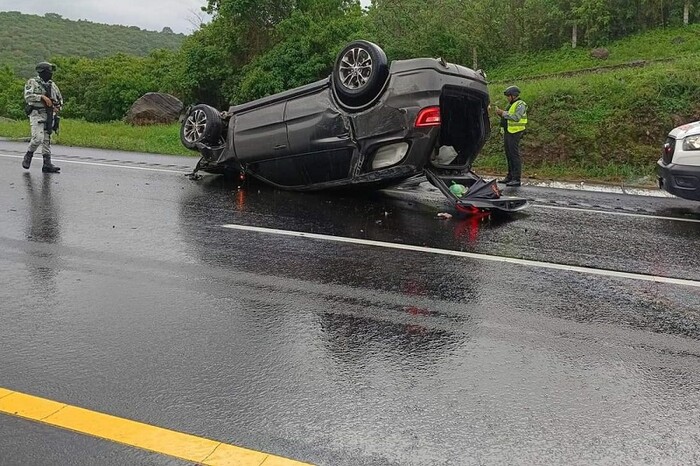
left=40, top=81, right=60, bottom=135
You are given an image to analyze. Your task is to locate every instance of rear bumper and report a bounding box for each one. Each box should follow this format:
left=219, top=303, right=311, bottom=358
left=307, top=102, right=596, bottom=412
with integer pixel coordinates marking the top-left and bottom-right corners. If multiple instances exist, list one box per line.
left=657, top=160, right=700, bottom=201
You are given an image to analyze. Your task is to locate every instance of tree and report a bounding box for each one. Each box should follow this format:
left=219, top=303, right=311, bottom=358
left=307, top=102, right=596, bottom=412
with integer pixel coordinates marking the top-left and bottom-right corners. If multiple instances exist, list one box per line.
left=235, top=0, right=367, bottom=102
left=0, top=66, right=25, bottom=119
left=204, top=0, right=298, bottom=60
left=54, top=52, right=180, bottom=122
left=573, top=0, right=612, bottom=45
left=178, top=18, right=237, bottom=106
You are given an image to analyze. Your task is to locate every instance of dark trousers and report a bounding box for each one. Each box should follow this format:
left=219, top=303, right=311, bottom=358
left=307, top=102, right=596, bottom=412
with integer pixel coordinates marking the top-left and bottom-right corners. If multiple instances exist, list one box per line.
left=504, top=131, right=524, bottom=181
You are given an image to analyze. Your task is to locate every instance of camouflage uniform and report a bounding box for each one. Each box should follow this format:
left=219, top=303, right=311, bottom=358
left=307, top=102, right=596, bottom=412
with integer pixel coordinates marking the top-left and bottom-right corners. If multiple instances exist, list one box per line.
left=23, top=62, right=63, bottom=172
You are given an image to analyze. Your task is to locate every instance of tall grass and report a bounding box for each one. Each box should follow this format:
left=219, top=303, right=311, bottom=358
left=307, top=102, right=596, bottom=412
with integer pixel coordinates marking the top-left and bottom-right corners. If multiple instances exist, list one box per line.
left=478, top=57, right=700, bottom=184
left=0, top=118, right=193, bottom=156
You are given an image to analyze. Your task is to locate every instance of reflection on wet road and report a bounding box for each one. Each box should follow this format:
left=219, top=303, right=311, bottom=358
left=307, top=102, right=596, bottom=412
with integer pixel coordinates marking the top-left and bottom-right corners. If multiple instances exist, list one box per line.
left=0, top=146, right=699, bottom=465
left=21, top=172, right=62, bottom=293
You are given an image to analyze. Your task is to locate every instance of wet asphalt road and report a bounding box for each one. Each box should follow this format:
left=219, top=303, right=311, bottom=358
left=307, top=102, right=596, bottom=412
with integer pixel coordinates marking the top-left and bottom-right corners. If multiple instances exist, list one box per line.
left=0, top=141, right=699, bottom=465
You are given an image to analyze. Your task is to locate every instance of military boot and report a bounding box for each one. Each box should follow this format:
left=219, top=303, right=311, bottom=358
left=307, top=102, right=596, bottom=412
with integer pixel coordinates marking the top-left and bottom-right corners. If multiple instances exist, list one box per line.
left=42, top=155, right=60, bottom=173
left=22, top=151, right=33, bottom=169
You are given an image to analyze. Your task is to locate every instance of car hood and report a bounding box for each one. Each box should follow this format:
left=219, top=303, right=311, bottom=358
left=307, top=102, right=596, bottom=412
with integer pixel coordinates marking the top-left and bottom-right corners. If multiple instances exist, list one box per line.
left=669, top=120, right=700, bottom=139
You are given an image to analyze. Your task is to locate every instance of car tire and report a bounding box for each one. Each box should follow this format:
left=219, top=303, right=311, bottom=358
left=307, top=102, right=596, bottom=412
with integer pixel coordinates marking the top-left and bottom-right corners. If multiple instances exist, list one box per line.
left=180, top=104, right=223, bottom=150
left=332, top=40, right=389, bottom=108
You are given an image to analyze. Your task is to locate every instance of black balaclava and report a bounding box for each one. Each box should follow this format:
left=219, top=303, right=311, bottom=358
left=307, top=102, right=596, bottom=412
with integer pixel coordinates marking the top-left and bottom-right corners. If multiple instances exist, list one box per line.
left=39, top=69, right=53, bottom=82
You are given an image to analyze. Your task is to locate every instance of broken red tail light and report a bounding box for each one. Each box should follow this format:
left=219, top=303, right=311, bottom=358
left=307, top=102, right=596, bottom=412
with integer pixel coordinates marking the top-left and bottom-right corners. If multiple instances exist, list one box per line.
left=415, top=106, right=441, bottom=127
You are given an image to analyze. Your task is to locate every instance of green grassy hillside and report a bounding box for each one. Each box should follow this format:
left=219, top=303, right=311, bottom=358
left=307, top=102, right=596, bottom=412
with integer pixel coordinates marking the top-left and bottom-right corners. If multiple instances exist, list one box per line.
left=475, top=25, right=700, bottom=183
left=488, top=25, right=700, bottom=81
left=0, top=11, right=185, bottom=77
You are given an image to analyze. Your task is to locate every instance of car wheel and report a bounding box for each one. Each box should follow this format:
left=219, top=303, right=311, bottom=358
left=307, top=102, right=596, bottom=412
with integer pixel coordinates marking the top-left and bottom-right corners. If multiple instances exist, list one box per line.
left=332, top=40, right=389, bottom=108
left=180, top=104, right=223, bottom=150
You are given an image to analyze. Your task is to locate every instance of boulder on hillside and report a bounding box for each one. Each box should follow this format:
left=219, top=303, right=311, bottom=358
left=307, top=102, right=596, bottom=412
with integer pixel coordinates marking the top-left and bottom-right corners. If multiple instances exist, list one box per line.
left=125, top=92, right=183, bottom=125
left=671, top=36, right=685, bottom=44
left=590, top=48, right=609, bottom=59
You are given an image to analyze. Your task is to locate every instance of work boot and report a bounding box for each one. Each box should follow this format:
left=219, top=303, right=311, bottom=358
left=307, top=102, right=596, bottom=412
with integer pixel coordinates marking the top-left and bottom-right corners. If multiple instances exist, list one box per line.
left=22, top=151, right=33, bottom=169
left=498, top=176, right=512, bottom=184
left=42, top=155, right=60, bottom=173
left=505, top=179, right=521, bottom=187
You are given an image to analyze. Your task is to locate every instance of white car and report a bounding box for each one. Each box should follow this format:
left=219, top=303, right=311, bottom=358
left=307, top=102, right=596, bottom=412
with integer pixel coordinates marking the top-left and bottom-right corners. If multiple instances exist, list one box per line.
left=658, top=121, right=700, bottom=201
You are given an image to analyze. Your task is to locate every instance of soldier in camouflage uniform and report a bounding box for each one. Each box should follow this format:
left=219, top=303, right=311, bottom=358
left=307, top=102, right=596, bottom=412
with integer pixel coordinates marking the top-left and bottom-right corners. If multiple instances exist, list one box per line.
left=23, top=62, right=63, bottom=173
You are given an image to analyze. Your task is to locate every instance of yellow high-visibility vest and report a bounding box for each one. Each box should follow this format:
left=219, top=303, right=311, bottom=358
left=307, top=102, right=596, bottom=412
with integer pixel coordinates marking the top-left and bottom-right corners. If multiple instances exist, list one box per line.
left=506, top=100, right=528, bottom=133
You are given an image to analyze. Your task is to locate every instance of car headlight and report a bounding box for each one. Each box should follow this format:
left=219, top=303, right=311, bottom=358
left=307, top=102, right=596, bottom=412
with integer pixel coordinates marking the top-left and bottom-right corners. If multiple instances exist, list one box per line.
left=682, top=135, right=700, bottom=151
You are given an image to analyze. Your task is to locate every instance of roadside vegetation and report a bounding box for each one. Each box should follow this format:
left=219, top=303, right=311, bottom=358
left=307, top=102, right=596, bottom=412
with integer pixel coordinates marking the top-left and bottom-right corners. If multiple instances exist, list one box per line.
left=477, top=55, right=700, bottom=182
left=1, top=2, right=700, bottom=184
left=0, top=119, right=191, bottom=156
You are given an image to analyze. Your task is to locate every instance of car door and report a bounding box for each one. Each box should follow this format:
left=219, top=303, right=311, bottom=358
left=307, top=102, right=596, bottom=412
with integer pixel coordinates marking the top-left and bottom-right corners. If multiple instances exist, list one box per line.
left=282, top=88, right=355, bottom=185
left=232, top=101, right=289, bottom=162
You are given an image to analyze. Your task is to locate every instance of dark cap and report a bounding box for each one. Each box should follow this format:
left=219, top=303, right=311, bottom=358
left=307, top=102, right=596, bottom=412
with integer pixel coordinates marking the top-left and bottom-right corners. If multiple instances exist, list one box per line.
left=36, top=62, right=57, bottom=73
left=503, top=85, right=520, bottom=96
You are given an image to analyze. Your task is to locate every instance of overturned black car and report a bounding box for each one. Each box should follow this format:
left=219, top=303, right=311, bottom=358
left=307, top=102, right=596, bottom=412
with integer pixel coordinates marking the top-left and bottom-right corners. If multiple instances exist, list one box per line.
left=180, top=41, right=528, bottom=212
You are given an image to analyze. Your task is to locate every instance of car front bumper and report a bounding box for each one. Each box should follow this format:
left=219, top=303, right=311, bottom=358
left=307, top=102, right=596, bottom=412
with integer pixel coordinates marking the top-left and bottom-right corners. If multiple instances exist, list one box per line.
left=657, top=159, right=700, bottom=201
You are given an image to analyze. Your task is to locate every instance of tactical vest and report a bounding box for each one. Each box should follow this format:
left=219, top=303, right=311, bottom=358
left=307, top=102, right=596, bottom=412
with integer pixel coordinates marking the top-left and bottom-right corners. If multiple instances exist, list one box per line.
left=506, top=99, right=528, bottom=133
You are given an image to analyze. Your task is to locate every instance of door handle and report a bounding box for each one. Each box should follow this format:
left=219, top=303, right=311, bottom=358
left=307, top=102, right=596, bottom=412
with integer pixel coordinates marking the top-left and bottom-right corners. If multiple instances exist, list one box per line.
left=274, top=144, right=287, bottom=150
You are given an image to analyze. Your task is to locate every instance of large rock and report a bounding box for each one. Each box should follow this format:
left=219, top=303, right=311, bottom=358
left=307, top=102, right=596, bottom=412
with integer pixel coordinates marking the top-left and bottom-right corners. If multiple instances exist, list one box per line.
left=125, top=92, right=183, bottom=125
left=671, top=36, right=685, bottom=44
left=590, top=47, right=609, bottom=59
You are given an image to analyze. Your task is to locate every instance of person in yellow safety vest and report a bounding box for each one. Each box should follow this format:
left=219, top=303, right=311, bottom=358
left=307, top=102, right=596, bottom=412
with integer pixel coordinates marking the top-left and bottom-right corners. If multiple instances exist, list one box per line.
left=493, top=85, right=527, bottom=187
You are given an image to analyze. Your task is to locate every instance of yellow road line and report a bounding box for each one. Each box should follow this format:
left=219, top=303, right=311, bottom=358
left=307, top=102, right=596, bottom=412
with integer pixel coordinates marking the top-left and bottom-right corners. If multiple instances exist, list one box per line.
left=0, top=388, right=312, bottom=466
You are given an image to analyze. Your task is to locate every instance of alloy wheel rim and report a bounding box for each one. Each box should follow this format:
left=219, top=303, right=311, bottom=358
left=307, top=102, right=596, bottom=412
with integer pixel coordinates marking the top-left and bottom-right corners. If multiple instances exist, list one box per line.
left=183, top=109, right=207, bottom=143
left=339, top=47, right=373, bottom=90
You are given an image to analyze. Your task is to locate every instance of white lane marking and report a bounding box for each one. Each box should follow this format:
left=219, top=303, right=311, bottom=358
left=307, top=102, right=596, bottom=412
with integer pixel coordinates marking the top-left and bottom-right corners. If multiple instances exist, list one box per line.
left=3, top=153, right=696, bottom=222
left=221, top=224, right=700, bottom=289
left=0, top=153, right=186, bottom=174
left=533, top=203, right=700, bottom=223
left=529, top=180, right=673, bottom=198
